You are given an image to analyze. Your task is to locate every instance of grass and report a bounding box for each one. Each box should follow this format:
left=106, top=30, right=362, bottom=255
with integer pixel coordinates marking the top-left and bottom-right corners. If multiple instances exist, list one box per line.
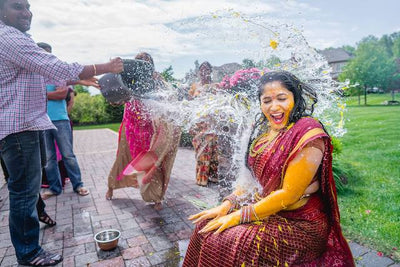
left=337, top=94, right=400, bottom=260
left=345, top=92, right=400, bottom=106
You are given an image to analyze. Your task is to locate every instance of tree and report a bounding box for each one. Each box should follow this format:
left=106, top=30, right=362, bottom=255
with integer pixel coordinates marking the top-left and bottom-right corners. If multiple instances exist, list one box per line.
left=341, top=45, right=356, bottom=55
left=194, top=60, right=200, bottom=72
left=379, top=34, right=394, bottom=57
left=261, top=56, right=281, bottom=69
left=393, top=36, right=400, bottom=58
left=161, top=65, right=176, bottom=82
left=339, top=38, right=396, bottom=105
left=73, top=84, right=90, bottom=94
left=242, top=58, right=256, bottom=69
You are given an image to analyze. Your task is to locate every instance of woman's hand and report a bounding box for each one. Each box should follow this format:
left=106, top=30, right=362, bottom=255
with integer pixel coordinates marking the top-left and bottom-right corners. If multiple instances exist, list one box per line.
left=188, top=201, right=231, bottom=224
left=199, top=210, right=240, bottom=234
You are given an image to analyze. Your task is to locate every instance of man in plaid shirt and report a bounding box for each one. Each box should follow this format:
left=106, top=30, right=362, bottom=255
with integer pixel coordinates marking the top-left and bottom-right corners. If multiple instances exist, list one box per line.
left=0, top=0, right=123, bottom=265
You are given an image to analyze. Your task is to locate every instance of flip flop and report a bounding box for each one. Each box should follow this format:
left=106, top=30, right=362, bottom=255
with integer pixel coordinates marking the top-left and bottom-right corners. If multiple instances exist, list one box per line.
left=41, top=190, right=56, bottom=200
left=76, top=187, right=90, bottom=196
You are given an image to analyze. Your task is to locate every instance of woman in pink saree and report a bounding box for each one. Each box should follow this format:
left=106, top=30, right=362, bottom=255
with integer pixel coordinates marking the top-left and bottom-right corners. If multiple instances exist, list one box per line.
left=183, top=71, right=354, bottom=266
left=106, top=52, right=181, bottom=210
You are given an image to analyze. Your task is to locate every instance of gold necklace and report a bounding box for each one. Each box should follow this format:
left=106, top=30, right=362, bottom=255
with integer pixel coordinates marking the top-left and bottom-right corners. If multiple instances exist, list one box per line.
left=249, top=130, right=281, bottom=157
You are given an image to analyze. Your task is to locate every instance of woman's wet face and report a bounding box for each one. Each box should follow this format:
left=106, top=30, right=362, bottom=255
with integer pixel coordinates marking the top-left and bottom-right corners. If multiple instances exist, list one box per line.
left=260, top=81, right=295, bottom=131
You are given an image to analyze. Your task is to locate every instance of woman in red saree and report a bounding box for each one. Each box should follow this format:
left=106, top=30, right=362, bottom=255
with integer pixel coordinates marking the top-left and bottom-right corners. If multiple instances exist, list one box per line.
left=183, top=71, right=354, bottom=266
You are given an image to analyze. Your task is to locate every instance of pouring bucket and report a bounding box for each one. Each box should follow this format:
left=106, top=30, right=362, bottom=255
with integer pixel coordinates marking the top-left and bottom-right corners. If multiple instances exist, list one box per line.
left=99, top=59, right=155, bottom=103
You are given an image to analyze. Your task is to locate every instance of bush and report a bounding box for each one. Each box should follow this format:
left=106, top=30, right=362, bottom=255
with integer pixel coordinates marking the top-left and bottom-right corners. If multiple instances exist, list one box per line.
left=70, top=94, right=111, bottom=124
left=180, top=131, right=193, bottom=147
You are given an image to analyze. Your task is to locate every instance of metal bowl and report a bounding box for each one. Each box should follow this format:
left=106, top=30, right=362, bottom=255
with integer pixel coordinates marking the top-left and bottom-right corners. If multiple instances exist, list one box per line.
left=94, top=229, right=121, bottom=251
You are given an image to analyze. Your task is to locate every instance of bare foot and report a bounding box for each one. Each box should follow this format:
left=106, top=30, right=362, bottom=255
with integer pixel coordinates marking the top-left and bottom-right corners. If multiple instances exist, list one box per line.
left=154, top=202, right=163, bottom=211
left=105, top=188, right=113, bottom=200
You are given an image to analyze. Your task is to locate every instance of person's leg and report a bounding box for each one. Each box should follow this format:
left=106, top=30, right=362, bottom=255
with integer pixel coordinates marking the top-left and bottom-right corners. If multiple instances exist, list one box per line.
left=36, top=194, right=56, bottom=227
left=53, top=120, right=84, bottom=192
left=43, top=129, right=63, bottom=195
left=36, top=194, right=45, bottom=214
left=1, top=131, right=43, bottom=263
left=1, top=155, right=9, bottom=182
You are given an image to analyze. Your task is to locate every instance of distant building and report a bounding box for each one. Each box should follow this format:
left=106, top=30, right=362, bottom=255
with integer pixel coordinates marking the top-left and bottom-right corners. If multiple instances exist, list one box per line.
left=212, top=62, right=242, bottom=82
left=319, top=48, right=353, bottom=80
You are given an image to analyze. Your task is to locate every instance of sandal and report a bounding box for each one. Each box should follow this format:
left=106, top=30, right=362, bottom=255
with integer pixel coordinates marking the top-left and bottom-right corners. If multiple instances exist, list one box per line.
left=76, top=186, right=90, bottom=196
left=38, top=211, right=56, bottom=227
left=22, top=250, right=63, bottom=266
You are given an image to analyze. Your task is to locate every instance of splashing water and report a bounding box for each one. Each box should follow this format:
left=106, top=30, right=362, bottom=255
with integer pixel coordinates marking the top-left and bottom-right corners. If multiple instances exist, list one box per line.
left=126, top=10, right=347, bottom=199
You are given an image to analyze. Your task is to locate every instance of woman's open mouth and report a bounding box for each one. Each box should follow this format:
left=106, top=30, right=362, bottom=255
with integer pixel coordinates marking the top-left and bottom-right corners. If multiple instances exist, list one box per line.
left=270, top=113, right=285, bottom=124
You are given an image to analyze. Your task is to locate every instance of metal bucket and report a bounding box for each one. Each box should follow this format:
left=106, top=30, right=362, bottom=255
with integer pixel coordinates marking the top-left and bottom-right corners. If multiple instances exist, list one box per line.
left=99, top=59, right=155, bottom=104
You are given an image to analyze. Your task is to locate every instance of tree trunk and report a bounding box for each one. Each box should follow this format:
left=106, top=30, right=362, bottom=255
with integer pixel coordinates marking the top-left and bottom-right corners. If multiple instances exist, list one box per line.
left=364, top=85, right=367, bottom=105
left=358, top=88, right=361, bottom=105
left=392, top=90, right=395, bottom=101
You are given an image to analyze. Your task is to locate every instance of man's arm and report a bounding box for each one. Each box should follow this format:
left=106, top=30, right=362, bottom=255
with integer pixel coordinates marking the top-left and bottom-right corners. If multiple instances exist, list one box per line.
left=1, top=30, right=123, bottom=82
left=47, top=87, right=68, bottom=100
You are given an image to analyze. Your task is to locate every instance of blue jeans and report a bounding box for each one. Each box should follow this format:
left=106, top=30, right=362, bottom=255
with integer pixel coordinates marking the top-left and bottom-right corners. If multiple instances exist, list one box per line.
left=44, top=120, right=83, bottom=194
left=0, top=131, right=45, bottom=263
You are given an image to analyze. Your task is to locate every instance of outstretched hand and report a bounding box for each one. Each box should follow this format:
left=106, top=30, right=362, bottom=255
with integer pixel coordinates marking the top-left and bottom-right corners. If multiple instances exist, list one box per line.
left=77, top=77, right=99, bottom=88
left=188, top=201, right=231, bottom=225
left=198, top=210, right=240, bottom=234
left=108, top=57, right=124, bottom=74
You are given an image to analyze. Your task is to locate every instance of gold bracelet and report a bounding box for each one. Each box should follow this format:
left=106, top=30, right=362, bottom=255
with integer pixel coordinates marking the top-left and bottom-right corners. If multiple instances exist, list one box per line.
left=93, top=64, right=97, bottom=76
left=251, top=204, right=261, bottom=221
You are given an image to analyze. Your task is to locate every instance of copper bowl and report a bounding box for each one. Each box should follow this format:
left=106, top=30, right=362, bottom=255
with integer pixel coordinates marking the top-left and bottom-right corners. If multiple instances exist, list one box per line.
left=94, top=229, right=121, bottom=251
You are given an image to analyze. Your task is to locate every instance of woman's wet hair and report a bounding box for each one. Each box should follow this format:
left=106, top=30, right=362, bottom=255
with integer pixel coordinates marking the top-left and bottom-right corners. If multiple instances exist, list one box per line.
left=199, top=61, right=212, bottom=71
left=257, top=70, right=317, bottom=124
left=135, top=52, right=154, bottom=67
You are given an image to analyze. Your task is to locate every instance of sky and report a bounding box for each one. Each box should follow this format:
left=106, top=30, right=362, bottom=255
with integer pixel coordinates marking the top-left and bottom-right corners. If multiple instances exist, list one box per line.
left=29, top=0, right=400, bottom=79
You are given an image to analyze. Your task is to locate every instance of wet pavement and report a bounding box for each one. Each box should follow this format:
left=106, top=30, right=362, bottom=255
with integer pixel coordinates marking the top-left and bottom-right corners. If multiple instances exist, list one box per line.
left=0, top=129, right=397, bottom=266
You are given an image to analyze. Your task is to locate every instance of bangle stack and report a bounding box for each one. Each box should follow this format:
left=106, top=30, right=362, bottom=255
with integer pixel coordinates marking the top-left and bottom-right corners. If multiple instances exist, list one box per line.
left=223, top=194, right=240, bottom=214
left=239, top=205, right=252, bottom=224
left=239, top=204, right=260, bottom=224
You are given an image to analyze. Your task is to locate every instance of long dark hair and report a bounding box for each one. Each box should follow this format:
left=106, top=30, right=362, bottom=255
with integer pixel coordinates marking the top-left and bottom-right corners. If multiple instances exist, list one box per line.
left=245, top=71, right=318, bottom=167
left=135, top=52, right=154, bottom=67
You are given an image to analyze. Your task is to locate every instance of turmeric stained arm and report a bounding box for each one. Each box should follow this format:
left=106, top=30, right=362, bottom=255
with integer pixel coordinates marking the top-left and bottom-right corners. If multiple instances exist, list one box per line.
left=253, top=144, right=323, bottom=220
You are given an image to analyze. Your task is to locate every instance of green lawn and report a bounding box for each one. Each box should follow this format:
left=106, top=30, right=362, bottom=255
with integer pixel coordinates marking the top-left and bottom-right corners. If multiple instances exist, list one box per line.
left=346, top=92, right=400, bottom=106
left=337, top=94, right=400, bottom=260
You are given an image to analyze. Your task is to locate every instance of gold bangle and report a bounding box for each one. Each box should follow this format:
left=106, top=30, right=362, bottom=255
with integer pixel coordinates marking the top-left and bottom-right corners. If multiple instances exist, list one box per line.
left=93, top=64, right=97, bottom=76
left=251, top=204, right=260, bottom=221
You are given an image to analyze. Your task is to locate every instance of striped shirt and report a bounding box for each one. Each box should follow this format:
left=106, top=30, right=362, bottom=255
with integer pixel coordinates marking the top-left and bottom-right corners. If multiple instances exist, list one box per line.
left=0, top=20, right=84, bottom=140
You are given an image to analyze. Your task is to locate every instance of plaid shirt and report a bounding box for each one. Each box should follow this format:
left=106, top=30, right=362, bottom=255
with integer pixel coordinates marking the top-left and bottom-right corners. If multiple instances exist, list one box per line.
left=0, top=21, right=84, bottom=140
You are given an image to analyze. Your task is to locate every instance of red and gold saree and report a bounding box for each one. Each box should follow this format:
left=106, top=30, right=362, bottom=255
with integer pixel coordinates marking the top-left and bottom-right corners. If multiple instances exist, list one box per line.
left=183, top=117, right=354, bottom=266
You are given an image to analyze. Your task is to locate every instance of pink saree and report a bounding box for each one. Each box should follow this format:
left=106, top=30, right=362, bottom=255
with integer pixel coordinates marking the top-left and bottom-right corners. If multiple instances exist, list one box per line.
left=116, top=100, right=154, bottom=180
left=183, top=117, right=354, bottom=266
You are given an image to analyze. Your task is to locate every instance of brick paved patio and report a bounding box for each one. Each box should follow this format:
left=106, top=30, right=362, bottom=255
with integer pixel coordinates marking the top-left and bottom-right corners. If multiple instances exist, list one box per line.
left=0, top=129, right=397, bottom=266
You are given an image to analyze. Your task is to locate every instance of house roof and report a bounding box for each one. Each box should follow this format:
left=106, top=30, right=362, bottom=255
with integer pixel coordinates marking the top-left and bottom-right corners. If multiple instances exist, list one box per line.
left=320, top=48, right=352, bottom=63
left=213, top=63, right=242, bottom=74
